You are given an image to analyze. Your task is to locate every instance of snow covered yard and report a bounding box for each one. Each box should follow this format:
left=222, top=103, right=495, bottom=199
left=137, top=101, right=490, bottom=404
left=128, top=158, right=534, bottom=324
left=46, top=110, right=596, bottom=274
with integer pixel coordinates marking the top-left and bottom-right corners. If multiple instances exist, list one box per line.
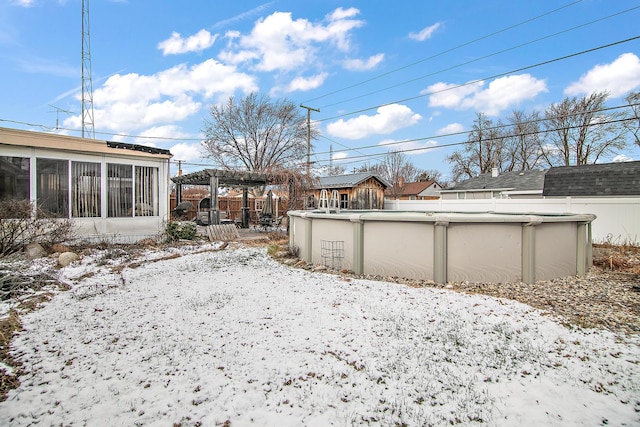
left=1, top=244, right=639, bottom=426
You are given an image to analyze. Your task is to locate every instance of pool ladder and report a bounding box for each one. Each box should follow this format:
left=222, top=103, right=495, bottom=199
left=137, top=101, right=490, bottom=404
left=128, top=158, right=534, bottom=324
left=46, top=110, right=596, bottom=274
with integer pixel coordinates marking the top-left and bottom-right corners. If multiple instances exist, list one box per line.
left=318, top=189, right=340, bottom=213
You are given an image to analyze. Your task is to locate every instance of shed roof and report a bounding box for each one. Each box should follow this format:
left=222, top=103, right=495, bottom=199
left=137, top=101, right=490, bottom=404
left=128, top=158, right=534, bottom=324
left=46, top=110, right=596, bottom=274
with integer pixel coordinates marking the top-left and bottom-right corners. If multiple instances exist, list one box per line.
left=315, top=172, right=390, bottom=189
left=442, top=169, right=546, bottom=192
left=171, top=168, right=271, bottom=187
left=543, top=161, right=640, bottom=197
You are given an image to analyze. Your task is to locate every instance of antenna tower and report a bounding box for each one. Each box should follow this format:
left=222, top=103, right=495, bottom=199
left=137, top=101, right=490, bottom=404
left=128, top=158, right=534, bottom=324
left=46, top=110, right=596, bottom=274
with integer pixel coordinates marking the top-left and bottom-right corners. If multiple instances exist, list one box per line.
left=81, top=0, right=95, bottom=139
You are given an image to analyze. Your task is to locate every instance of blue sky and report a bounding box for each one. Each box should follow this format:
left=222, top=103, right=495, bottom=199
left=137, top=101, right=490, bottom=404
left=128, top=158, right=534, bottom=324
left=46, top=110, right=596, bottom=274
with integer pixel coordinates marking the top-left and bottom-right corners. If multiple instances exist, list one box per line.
left=2, top=0, right=640, bottom=179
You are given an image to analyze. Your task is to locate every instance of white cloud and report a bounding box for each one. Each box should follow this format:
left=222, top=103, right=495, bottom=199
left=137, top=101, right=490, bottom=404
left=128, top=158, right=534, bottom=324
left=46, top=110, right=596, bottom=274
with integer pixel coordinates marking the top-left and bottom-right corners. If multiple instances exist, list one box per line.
left=427, top=74, right=547, bottom=116
left=343, top=54, right=384, bottom=71
left=10, top=0, right=35, bottom=7
left=169, top=142, right=205, bottom=162
left=378, top=138, right=437, bottom=155
left=158, top=30, right=218, bottom=55
left=437, top=123, right=464, bottom=135
left=565, top=53, right=640, bottom=98
left=328, top=7, right=359, bottom=20
left=426, top=81, right=484, bottom=109
left=409, top=22, right=441, bottom=42
left=332, top=151, right=349, bottom=161
left=133, top=125, right=192, bottom=143
left=64, top=59, right=257, bottom=132
left=612, top=154, right=634, bottom=162
left=326, top=104, right=422, bottom=140
left=219, top=8, right=364, bottom=72
left=281, top=73, right=328, bottom=93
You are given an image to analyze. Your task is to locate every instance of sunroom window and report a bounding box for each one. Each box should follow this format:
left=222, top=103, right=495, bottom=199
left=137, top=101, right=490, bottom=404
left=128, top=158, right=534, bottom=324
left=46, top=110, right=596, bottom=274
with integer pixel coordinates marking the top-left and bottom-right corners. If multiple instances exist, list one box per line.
left=0, top=156, right=29, bottom=200
left=108, top=164, right=133, bottom=217
left=134, top=166, right=158, bottom=216
left=37, top=158, right=69, bottom=217
left=72, top=161, right=101, bottom=217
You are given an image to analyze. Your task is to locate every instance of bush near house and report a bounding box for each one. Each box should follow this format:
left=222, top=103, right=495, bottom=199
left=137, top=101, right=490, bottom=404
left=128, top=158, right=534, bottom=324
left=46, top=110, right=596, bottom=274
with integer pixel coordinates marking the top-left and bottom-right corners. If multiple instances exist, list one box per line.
left=0, top=199, right=76, bottom=257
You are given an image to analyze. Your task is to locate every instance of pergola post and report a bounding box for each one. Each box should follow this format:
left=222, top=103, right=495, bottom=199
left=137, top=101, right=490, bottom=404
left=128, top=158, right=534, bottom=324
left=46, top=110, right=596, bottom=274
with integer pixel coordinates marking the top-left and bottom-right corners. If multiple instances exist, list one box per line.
left=169, top=169, right=271, bottom=229
left=209, top=176, right=219, bottom=225
left=242, top=188, right=250, bottom=228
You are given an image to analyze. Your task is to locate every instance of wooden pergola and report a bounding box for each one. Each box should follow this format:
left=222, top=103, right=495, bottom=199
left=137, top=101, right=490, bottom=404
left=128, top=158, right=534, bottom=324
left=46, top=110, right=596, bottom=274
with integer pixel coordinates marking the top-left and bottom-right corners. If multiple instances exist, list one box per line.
left=171, top=169, right=271, bottom=227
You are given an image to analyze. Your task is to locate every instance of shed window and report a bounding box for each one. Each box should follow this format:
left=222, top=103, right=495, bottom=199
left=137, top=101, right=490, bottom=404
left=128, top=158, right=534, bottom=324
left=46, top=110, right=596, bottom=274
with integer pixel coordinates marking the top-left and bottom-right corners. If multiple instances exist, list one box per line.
left=108, top=164, right=133, bottom=217
left=135, top=166, right=158, bottom=216
left=457, top=192, right=466, bottom=200
left=0, top=156, right=29, bottom=200
left=37, top=158, right=69, bottom=217
left=340, top=193, right=348, bottom=209
left=72, top=161, right=101, bottom=217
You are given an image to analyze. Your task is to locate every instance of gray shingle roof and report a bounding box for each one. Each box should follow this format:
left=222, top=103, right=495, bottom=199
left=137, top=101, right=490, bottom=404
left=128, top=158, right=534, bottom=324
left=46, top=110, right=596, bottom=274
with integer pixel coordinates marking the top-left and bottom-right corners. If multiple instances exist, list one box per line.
left=444, top=170, right=547, bottom=192
left=316, top=172, right=390, bottom=189
left=543, top=161, right=640, bottom=197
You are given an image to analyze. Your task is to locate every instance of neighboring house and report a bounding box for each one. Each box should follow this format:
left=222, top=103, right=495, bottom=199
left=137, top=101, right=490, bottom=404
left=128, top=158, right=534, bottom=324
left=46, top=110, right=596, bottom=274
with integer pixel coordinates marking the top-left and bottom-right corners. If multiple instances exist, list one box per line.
left=309, top=172, right=390, bottom=210
left=543, top=161, right=640, bottom=197
left=439, top=168, right=547, bottom=200
left=385, top=178, right=441, bottom=200
left=0, top=127, right=172, bottom=242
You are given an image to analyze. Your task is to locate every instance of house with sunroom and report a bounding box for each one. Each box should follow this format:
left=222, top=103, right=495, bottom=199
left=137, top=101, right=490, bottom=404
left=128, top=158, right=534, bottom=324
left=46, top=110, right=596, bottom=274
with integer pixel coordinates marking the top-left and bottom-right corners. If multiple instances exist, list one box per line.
left=0, top=127, right=172, bottom=242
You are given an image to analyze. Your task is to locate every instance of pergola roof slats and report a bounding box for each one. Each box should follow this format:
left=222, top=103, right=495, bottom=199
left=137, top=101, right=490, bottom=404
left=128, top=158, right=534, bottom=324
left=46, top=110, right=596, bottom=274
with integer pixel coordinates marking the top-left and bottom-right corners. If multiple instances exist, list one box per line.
left=171, top=168, right=270, bottom=187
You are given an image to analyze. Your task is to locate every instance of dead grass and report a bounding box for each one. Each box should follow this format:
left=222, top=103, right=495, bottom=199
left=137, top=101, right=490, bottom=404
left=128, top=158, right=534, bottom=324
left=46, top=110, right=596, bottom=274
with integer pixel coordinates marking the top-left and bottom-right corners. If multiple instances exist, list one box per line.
left=592, top=243, right=640, bottom=274
left=0, top=309, right=23, bottom=401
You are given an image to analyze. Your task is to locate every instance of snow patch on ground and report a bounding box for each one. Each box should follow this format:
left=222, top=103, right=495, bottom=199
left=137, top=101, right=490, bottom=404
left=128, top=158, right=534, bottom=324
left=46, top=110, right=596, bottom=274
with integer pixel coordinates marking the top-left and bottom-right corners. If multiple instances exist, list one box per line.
left=1, top=246, right=638, bottom=426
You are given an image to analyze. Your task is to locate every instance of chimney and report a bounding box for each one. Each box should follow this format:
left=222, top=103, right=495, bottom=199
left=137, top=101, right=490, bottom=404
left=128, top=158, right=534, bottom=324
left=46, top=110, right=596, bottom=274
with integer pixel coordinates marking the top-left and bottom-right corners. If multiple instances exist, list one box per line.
left=491, top=167, right=498, bottom=178
left=398, top=177, right=405, bottom=188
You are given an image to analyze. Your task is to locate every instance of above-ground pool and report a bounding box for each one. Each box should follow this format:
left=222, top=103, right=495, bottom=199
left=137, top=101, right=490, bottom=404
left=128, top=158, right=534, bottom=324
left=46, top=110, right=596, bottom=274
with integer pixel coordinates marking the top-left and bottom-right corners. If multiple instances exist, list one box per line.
left=287, top=210, right=595, bottom=284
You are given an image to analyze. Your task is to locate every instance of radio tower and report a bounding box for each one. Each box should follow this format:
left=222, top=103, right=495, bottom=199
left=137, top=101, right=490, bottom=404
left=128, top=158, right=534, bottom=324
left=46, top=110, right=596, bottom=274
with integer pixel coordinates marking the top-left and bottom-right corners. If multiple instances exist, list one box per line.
left=81, top=0, right=95, bottom=139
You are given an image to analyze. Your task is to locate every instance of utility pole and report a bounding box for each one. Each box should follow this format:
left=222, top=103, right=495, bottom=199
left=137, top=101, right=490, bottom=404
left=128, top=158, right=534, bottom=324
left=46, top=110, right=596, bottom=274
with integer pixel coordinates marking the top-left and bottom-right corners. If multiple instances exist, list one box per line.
left=300, top=104, right=319, bottom=177
left=329, top=144, right=333, bottom=172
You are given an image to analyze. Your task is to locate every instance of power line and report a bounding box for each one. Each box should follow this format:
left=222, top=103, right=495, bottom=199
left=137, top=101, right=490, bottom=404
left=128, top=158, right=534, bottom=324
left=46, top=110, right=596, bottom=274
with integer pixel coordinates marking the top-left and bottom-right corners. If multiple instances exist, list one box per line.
left=303, top=0, right=585, bottom=105
left=313, top=103, right=636, bottom=157
left=317, top=6, right=640, bottom=110
left=308, top=105, right=638, bottom=167
left=0, top=118, right=204, bottom=142
left=316, top=35, right=640, bottom=123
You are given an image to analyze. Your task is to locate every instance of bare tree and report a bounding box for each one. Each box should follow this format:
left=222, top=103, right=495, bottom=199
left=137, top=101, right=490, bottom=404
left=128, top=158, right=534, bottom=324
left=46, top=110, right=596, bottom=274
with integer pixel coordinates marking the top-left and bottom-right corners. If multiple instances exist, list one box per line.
left=202, top=92, right=316, bottom=174
left=541, top=91, right=627, bottom=166
left=625, top=91, right=640, bottom=147
left=367, top=151, right=423, bottom=198
left=325, top=163, right=346, bottom=176
left=503, top=110, right=545, bottom=171
left=447, top=113, right=506, bottom=182
left=416, top=169, right=443, bottom=183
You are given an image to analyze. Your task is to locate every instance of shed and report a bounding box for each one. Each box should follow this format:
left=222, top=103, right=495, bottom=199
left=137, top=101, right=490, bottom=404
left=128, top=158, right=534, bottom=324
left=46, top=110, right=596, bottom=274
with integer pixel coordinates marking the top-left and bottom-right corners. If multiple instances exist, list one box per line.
left=309, top=172, right=390, bottom=210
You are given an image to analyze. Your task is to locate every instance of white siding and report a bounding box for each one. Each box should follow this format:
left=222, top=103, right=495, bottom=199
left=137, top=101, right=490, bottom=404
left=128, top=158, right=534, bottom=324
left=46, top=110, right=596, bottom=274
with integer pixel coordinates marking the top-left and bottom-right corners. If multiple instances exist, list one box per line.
left=385, top=197, right=640, bottom=245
